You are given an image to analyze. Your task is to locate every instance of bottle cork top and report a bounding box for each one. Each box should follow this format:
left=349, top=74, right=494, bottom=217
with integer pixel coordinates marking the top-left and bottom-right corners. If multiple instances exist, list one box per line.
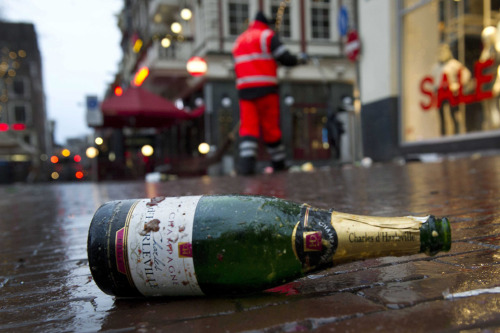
left=420, top=216, right=451, bottom=255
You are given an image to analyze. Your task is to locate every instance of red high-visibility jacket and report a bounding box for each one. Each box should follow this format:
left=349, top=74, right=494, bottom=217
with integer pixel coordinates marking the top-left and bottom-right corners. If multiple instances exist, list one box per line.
left=232, top=21, right=278, bottom=91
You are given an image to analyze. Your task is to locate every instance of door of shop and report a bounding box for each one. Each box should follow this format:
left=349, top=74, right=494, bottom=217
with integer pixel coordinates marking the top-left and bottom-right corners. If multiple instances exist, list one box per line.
left=291, top=105, right=331, bottom=161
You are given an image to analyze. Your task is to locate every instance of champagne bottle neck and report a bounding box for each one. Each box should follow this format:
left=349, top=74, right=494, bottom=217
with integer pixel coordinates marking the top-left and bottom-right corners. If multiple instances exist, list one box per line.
left=294, top=207, right=451, bottom=270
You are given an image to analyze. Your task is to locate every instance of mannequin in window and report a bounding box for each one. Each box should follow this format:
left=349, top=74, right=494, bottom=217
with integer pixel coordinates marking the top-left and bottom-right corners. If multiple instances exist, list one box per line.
left=479, top=25, right=500, bottom=131
left=432, top=43, right=471, bottom=136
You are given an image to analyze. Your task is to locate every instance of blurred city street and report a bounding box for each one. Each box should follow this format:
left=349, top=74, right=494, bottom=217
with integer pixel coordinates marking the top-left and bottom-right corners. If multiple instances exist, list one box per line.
left=1, top=153, right=500, bottom=332
left=2, top=3, right=500, bottom=332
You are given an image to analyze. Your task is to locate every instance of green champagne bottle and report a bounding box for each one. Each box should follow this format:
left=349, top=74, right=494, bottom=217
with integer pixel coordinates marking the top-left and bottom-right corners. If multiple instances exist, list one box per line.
left=87, top=195, right=451, bottom=297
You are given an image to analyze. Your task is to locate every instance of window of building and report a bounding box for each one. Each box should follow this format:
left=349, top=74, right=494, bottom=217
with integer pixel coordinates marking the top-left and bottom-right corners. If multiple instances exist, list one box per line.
left=271, top=0, right=291, bottom=39
left=401, top=0, right=500, bottom=143
left=228, top=1, right=249, bottom=36
left=10, top=103, right=30, bottom=125
left=159, top=41, right=176, bottom=59
left=0, top=83, right=5, bottom=122
left=14, top=105, right=27, bottom=123
left=132, top=0, right=149, bottom=37
left=13, top=78, right=25, bottom=96
left=311, top=0, right=330, bottom=39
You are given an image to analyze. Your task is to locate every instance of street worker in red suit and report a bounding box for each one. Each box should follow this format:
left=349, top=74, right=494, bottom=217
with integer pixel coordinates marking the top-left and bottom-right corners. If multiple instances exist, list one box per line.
left=232, top=11, right=307, bottom=175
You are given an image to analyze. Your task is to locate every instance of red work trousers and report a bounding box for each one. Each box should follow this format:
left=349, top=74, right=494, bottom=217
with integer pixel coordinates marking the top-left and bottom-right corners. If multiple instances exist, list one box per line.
left=238, top=93, right=281, bottom=143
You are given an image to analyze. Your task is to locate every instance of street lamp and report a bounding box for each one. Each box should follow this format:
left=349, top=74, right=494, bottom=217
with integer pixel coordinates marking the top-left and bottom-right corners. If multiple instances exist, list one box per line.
left=141, top=145, right=154, bottom=157
left=86, top=147, right=99, bottom=159
left=180, top=8, right=192, bottom=21
left=186, top=56, right=207, bottom=76
left=171, top=22, right=182, bottom=34
left=198, top=142, right=210, bottom=154
left=86, top=147, right=99, bottom=182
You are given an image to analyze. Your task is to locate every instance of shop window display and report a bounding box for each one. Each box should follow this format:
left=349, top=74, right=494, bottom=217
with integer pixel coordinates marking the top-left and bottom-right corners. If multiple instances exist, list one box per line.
left=402, top=0, right=500, bottom=142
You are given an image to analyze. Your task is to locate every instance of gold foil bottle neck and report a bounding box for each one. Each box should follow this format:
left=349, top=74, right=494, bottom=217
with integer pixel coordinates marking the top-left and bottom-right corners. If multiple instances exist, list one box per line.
left=330, top=211, right=424, bottom=263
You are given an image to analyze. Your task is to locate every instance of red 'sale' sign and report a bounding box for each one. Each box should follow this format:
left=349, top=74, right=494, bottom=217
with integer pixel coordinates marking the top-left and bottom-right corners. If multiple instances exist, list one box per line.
left=420, top=59, right=495, bottom=110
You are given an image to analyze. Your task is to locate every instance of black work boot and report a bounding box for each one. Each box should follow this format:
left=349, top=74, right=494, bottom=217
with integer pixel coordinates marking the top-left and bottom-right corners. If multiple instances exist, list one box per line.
left=267, top=140, right=287, bottom=172
left=238, top=137, right=258, bottom=175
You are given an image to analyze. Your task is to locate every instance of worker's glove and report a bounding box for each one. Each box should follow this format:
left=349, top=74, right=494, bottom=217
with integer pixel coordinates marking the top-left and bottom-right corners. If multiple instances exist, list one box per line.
left=297, top=52, right=309, bottom=65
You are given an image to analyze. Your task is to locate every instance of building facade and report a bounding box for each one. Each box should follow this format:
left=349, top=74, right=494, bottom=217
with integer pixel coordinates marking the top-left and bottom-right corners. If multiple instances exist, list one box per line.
left=0, top=22, right=52, bottom=182
left=359, top=0, right=500, bottom=161
left=100, top=0, right=358, bottom=177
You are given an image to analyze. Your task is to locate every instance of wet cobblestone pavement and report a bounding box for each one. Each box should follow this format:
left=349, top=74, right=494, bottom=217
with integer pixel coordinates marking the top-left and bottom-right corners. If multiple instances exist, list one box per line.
left=1, top=154, right=500, bottom=332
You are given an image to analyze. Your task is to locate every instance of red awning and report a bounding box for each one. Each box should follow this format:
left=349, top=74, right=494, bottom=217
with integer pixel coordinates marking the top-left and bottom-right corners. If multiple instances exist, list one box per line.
left=97, top=87, right=204, bottom=128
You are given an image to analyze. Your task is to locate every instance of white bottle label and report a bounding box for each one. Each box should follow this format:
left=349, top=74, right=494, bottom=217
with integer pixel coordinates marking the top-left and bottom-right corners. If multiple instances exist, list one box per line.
left=125, top=196, right=203, bottom=296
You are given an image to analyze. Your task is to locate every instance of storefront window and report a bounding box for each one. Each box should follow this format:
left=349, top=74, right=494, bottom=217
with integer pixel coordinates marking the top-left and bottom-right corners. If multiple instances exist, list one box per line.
left=401, top=0, right=500, bottom=143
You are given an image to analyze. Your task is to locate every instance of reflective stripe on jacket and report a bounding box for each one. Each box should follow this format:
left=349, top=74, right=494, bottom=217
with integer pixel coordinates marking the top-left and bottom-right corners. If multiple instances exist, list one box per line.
left=232, top=21, right=278, bottom=90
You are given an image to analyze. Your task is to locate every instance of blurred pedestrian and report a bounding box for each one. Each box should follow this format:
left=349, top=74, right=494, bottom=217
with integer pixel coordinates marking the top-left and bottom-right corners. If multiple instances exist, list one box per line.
left=232, top=11, right=308, bottom=175
left=326, top=106, right=344, bottom=160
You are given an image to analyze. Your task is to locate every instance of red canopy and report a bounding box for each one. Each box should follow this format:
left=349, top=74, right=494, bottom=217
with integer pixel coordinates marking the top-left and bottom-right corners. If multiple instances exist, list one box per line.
left=98, top=87, right=204, bottom=128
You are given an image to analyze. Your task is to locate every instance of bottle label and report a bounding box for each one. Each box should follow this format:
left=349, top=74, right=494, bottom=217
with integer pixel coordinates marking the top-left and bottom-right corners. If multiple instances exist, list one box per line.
left=121, top=196, right=204, bottom=296
left=293, top=205, right=338, bottom=271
